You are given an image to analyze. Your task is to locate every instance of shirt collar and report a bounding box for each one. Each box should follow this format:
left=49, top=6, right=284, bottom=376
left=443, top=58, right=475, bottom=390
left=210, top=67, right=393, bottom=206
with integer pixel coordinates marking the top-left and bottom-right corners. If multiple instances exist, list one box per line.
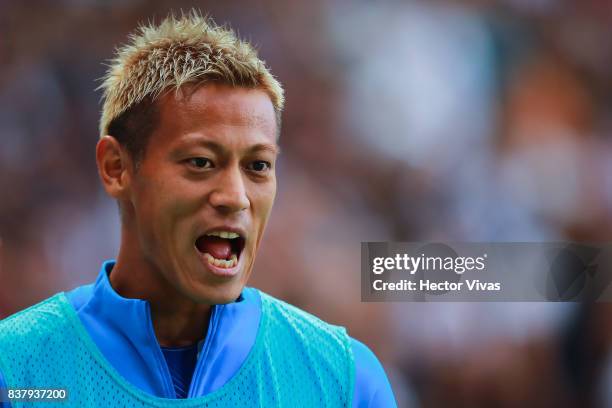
left=90, top=260, right=163, bottom=353
left=88, top=260, right=243, bottom=344
left=70, top=260, right=260, bottom=398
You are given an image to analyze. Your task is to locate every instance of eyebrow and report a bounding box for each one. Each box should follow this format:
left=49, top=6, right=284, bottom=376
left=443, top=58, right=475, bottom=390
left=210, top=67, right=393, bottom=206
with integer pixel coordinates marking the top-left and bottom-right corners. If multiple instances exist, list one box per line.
left=173, top=138, right=281, bottom=156
left=247, top=143, right=281, bottom=155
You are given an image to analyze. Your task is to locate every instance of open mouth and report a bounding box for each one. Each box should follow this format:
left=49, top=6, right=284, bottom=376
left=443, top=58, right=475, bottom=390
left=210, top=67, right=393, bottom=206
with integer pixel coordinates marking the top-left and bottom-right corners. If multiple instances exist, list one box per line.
left=195, top=231, right=245, bottom=269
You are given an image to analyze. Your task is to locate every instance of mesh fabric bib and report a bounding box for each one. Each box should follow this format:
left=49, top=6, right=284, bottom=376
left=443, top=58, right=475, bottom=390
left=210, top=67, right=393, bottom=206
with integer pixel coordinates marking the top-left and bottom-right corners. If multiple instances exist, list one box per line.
left=0, top=291, right=354, bottom=407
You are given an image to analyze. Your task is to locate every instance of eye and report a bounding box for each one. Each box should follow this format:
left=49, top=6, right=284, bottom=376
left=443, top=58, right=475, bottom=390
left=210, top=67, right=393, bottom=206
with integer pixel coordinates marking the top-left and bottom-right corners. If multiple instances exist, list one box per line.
left=186, top=157, right=214, bottom=170
left=247, top=160, right=271, bottom=173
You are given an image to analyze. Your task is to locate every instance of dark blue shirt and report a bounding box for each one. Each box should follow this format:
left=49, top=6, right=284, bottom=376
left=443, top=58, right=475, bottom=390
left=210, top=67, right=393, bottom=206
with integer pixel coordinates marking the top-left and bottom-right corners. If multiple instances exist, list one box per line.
left=160, top=344, right=199, bottom=399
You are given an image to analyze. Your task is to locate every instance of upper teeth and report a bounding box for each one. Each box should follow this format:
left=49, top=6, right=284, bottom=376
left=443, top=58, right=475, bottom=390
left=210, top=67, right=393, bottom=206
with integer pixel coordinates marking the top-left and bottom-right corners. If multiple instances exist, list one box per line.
left=206, top=231, right=240, bottom=239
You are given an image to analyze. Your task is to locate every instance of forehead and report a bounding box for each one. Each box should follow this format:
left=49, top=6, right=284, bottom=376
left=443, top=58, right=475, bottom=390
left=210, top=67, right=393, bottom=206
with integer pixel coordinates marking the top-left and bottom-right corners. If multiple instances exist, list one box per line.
left=152, top=83, right=278, bottom=149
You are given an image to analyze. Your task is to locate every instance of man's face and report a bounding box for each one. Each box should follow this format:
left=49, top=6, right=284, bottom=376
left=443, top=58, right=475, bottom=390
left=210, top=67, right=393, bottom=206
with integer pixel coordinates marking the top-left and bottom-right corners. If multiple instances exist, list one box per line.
left=124, top=84, right=278, bottom=304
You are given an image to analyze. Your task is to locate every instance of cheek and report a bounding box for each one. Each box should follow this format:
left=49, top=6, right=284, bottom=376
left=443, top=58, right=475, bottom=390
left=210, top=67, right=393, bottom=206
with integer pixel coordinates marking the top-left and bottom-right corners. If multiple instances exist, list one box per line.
left=251, top=180, right=277, bottom=227
left=133, top=177, right=200, bottom=246
left=142, top=167, right=203, bottom=210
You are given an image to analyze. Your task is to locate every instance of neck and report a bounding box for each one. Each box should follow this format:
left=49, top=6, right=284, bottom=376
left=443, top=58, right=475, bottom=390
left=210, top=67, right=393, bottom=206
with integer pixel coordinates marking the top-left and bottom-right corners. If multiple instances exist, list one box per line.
left=109, top=228, right=211, bottom=347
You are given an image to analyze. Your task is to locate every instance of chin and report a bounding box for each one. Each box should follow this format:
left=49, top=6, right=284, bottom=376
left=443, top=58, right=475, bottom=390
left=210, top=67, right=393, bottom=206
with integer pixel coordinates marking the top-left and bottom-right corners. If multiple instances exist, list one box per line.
left=185, top=279, right=245, bottom=305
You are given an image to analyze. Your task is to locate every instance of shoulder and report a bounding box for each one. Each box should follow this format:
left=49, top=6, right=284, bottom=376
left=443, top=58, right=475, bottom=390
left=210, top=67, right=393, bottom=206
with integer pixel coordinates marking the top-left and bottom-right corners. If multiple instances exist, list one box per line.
left=257, top=289, right=338, bottom=327
left=351, top=338, right=398, bottom=407
left=256, top=289, right=350, bottom=346
left=252, top=289, right=355, bottom=404
left=0, top=293, right=71, bottom=347
left=254, top=290, right=398, bottom=407
left=254, top=289, right=353, bottom=369
left=0, top=294, right=74, bottom=389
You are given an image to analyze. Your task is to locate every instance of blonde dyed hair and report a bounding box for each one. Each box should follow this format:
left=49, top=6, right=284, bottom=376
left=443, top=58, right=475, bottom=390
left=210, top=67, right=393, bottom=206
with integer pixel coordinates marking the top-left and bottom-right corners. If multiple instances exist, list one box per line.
left=97, top=11, right=284, bottom=141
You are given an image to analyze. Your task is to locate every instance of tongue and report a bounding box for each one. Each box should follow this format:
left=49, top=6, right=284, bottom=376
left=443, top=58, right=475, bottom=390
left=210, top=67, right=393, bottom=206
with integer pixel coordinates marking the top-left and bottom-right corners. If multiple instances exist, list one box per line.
left=196, top=236, right=232, bottom=260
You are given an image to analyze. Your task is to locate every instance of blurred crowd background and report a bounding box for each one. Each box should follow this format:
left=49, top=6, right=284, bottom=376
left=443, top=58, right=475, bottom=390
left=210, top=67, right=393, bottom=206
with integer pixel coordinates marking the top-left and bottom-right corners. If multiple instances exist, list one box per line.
left=2, top=0, right=612, bottom=406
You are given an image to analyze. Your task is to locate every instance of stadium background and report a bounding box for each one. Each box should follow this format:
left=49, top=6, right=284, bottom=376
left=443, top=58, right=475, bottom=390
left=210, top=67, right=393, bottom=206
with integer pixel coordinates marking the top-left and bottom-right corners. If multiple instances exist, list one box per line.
left=2, top=0, right=612, bottom=406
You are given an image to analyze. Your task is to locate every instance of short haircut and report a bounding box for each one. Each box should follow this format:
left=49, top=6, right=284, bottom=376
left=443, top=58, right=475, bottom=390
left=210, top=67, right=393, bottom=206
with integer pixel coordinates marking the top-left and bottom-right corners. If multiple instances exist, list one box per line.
left=97, top=10, right=284, bottom=163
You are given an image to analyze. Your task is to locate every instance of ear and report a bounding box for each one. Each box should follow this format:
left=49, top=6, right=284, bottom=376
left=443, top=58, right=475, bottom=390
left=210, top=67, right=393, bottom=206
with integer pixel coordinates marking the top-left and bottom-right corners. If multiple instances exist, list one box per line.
left=96, top=136, right=133, bottom=200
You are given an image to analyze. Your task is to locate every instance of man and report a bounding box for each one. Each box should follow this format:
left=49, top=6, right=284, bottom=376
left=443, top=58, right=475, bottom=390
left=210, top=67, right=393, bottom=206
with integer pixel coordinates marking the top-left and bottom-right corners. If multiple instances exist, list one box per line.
left=0, top=12, right=396, bottom=407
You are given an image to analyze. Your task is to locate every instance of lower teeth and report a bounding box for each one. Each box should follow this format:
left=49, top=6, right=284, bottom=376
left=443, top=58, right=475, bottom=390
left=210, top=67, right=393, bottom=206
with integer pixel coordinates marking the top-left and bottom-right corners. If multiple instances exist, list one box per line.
left=203, top=253, right=238, bottom=269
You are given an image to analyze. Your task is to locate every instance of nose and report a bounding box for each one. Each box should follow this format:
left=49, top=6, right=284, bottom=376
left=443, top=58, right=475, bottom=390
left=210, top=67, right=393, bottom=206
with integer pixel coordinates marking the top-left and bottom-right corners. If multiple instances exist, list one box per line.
left=209, top=165, right=250, bottom=214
